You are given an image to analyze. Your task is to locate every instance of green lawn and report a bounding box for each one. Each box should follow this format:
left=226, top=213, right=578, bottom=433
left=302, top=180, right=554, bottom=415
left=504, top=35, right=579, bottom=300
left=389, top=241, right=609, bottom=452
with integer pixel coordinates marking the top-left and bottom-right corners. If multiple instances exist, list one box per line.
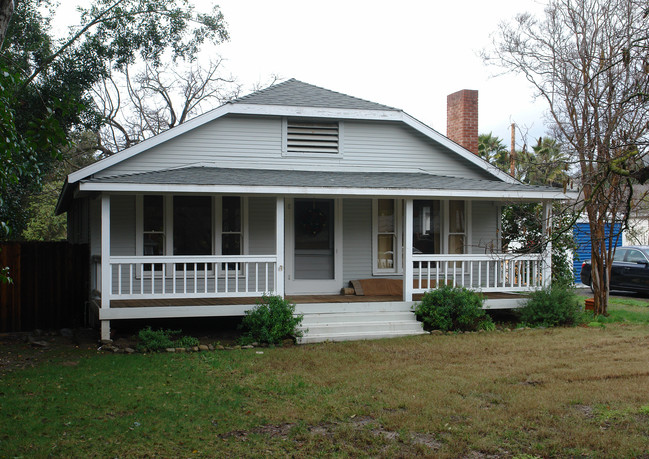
left=1, top=297, right=649, bottom=458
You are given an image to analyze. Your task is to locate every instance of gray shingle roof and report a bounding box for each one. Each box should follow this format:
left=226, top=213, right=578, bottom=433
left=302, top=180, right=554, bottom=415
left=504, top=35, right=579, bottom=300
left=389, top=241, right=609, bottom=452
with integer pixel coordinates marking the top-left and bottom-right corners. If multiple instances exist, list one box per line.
left=86, top=167, right=562, bottom=194
left=229, top=79, right=399, bottom=111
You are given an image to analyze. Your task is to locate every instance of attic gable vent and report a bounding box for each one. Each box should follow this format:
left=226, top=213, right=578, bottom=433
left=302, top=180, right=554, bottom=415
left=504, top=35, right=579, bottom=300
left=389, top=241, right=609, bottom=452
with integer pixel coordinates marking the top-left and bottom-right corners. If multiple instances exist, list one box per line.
left=286, top=120, right=339, bottom=154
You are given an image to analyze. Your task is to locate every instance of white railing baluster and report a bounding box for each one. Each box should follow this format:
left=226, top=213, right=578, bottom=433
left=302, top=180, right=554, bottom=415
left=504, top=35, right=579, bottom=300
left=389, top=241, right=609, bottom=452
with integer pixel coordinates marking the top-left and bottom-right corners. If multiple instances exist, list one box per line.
left=245, top=263, right=249, bottom=293
left=408, top=254, right=544, bottom=293
left=173, top=263, right=177, bottom=294
left=183, top=264, right=187, bottom=294
left=265, top=263, right=269, bottom=292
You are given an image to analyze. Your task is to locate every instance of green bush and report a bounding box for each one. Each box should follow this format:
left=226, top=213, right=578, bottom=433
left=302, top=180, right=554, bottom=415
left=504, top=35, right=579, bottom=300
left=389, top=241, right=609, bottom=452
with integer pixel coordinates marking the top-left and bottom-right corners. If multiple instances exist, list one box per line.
left=239, top=294, right=304, bottom=345
left=175, top=335, right=200, bottom=348
left=136, top=327, right=181, bottom=352
left=518, top=285, right=583, bottom=327
left=413, top=285, right=492, bottom=332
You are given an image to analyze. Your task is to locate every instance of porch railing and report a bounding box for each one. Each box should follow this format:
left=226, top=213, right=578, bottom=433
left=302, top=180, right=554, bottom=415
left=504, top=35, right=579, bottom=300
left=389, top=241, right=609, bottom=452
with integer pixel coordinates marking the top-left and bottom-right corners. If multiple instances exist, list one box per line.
left=412, top=253, right=544, bottom=293
left=105, top=255, right=278, bottom=301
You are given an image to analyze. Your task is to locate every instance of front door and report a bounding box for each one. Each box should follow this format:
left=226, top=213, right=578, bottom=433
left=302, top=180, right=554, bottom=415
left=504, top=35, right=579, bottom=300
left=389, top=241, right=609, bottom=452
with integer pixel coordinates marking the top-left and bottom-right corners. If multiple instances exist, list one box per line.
left=286, top=198, right=342, bottom=294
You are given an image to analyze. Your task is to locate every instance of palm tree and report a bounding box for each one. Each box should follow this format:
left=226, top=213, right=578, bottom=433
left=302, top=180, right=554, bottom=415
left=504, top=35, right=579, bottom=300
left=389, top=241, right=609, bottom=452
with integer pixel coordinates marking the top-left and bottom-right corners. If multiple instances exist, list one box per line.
left=478, top=133, right=509, bottom=171
left=525, top=137, right=569, bottom=187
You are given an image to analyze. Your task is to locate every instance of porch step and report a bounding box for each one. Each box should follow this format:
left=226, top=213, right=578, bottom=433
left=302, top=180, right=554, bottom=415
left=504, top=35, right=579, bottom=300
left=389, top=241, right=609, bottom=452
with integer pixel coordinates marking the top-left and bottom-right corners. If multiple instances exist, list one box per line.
left=295, top=302, right=427, bottom=344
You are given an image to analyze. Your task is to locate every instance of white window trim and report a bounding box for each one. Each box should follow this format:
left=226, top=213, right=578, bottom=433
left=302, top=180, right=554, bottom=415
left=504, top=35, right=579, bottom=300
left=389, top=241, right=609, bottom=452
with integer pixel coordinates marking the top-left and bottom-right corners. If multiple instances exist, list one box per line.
left=281, top=117, right=344, bottom=158
left=372, top=199, right=402, bottom=276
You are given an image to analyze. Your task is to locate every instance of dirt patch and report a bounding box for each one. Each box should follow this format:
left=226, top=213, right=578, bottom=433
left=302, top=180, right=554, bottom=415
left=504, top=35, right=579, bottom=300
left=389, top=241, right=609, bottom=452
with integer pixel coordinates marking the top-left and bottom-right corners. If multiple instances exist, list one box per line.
left=0, top=329, right=98, bottom=376
left=217, top=415, right=443, bottom=451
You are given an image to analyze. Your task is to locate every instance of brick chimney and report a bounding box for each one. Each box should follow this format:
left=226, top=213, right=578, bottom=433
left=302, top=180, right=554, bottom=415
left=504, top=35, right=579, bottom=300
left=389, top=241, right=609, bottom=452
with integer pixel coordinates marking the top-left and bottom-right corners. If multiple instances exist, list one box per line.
left=447, top=89, right=479, bottom=155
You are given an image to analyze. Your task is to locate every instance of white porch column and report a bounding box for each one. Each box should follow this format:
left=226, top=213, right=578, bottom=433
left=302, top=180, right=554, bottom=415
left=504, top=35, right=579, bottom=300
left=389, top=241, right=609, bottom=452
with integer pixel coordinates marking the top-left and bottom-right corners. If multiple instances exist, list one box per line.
left=100, top=193, right=111, bottom=341
left=275, top=196, right=285, bottom=297
left=404, top=198, right=414, bottom=301
left=542, top=200, right=552, bottom=288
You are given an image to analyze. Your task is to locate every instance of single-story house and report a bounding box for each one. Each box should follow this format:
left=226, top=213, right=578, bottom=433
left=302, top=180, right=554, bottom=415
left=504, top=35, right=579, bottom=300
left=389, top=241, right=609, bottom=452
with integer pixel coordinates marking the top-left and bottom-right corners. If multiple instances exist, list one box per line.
left=56, top=79, right=571, bottom=342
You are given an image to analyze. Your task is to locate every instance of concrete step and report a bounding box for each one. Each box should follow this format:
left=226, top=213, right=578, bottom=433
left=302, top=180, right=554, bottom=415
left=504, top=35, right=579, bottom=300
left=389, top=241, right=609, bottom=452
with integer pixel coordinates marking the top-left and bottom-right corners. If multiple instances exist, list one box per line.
left=293, top=300, right=426, bottom=344
left=299, top=320, right=424, bottom=335
left=295, top=301, right=415, bottom=315
left=299, top=311, right=415, bottom=325
left=298, top=329, right=428, bottom=344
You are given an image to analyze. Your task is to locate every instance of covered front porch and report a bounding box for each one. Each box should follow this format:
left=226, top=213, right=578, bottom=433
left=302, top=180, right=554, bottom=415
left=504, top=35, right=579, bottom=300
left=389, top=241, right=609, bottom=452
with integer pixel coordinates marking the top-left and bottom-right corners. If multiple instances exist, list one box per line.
left=91, top=193, right=552, bottom=341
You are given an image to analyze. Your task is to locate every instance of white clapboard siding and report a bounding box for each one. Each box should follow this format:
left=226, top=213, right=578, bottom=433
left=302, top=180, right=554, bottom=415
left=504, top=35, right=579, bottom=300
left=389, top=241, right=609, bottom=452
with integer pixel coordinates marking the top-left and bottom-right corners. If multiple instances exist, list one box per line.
left=95, top=116, right=495, bottom=181
left=110, top=195, right=136, bottom=256
left=342, top=198, right=372, bottom=282
left=470, top=201, right=499, bottom=254
left=248, top=197, right=276, bottom=255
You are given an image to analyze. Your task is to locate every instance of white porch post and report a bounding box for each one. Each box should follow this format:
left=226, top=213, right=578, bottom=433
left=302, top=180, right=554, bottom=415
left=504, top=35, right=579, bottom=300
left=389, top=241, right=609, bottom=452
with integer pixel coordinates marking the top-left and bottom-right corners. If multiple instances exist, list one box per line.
left=404, top=198, right=414, bottom=301
left=542, top=200, right=552, bottom=288
left=276, top=196, right=285, bottom=297
left=100, top=194, right=111, bottom=341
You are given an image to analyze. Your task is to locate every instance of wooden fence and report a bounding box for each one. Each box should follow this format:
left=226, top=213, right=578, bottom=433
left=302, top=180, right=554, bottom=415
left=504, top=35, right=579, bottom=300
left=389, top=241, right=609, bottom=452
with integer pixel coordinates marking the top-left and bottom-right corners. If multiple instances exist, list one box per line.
left=0, top=242, right=89, bottom=332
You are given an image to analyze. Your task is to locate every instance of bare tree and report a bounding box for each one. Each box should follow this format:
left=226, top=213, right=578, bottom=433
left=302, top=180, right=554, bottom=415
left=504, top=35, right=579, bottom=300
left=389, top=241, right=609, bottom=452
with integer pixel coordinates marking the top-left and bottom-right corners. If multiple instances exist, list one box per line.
left=484, top=0, right=649, bottom=315
left=93, top=58, right=241, bottom=155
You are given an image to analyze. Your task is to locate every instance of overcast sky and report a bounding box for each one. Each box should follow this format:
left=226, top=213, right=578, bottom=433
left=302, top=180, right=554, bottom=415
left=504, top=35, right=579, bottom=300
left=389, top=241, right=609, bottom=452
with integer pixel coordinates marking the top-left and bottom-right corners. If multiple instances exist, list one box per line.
left=212, top=0, right=550, bottom=148
left=56, top=0, right=551, bottom=149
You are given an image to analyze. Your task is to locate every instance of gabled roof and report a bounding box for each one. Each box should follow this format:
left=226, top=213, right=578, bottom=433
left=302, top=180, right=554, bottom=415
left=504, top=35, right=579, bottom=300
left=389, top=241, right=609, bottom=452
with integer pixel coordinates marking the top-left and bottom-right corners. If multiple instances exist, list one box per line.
left=58, top=78, right=535, bottom=214
left=230, top=78, right=399, bottom=111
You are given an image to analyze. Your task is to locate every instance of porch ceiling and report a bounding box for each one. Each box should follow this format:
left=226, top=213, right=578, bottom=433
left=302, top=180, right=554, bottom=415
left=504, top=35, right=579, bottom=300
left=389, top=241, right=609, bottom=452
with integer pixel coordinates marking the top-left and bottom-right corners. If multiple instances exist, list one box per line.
left=81, top=166, right=572, bottom=200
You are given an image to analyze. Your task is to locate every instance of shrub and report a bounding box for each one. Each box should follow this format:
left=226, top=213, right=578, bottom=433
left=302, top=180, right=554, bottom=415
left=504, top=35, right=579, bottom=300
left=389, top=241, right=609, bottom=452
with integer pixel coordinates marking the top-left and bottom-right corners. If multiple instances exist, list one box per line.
left=239, top=294, right=304, bottom=345
left=137, top=327, right=180, bottom=352
left=175, top=335, right=200, bottom=348
left=413, top=285, right=492, bottom=332
left=518, top=285, right=583, bottom=327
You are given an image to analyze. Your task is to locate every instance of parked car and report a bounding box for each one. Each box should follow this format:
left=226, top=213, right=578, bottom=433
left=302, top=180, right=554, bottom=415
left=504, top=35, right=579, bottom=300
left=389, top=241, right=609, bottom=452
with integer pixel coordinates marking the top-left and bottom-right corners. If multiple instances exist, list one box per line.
left=580, top=245, right=649, bottom=293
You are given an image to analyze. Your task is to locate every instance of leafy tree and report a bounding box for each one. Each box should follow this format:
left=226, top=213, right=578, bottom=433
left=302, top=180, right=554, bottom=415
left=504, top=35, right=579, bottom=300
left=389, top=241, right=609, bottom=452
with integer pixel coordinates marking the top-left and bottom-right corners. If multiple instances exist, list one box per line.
left=484, top=0, right=649, bottom=315
left=478, top=132, right=576, bottom=284
left=0, top=0, right=229, bottom=240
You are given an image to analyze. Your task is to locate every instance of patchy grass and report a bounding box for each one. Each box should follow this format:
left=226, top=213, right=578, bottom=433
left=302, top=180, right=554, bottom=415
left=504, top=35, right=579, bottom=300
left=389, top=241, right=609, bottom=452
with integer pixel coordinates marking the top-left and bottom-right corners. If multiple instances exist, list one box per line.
left=1, top=303, right=649, bottom=457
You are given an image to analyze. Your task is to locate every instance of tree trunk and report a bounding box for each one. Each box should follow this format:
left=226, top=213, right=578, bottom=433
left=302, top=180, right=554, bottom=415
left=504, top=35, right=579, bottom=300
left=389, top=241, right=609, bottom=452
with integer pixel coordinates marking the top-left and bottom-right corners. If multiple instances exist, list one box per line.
left=0, top=0, right=13, bottom=50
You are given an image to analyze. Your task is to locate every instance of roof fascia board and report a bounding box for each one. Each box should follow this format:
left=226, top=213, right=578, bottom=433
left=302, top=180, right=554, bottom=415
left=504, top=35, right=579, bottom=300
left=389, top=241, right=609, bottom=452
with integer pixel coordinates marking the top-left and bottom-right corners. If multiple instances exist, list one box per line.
left=79, top=181, right=573, bottom=200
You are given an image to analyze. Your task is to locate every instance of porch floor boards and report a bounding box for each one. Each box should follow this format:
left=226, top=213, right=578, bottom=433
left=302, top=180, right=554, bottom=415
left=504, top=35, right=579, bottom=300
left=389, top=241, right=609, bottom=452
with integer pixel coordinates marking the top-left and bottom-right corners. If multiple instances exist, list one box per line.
left=110, top=292, right=525, bottom=308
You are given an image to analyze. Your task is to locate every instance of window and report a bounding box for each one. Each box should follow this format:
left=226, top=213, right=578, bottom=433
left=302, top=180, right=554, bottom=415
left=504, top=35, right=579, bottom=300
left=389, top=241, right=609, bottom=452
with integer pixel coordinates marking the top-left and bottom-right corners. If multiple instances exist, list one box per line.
left=173, top=196, right=212, bottom=256
left=284, top=119, right=341, bottom=155
left=413, top=200, right=441, bottom=254
left=143, top=195, right=164, bottom=255
left=626, top=249, right=648, bottom=264
left=137, top=195, right=246, bottom=273
left=221, top=196, right=242, bottom=271
left=448, top=200, right=466, bottom=254
left=373, top=199, right=400, bottom=274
